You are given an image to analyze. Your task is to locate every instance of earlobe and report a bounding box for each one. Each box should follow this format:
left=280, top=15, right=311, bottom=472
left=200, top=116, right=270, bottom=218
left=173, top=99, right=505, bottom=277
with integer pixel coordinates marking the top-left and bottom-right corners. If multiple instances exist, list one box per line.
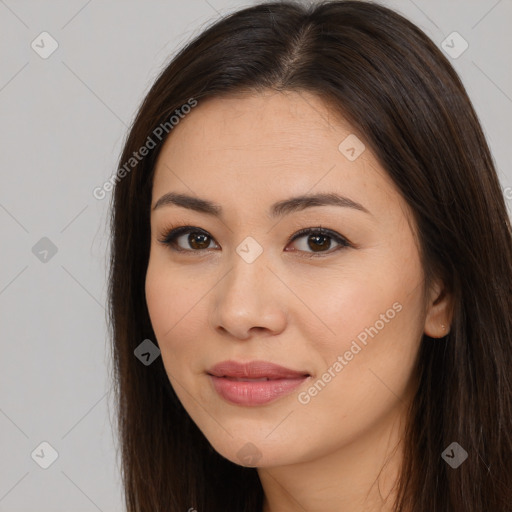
left=424, top=280, right=453, bottom=338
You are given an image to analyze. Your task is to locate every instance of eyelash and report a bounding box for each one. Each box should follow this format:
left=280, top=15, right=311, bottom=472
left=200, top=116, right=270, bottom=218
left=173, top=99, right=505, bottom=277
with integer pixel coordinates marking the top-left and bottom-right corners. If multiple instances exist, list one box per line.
left=157, top=224, right=352, bottom=258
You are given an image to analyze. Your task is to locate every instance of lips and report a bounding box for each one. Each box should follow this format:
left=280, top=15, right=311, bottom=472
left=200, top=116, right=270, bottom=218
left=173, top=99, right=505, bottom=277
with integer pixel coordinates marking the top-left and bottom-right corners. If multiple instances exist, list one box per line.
left=207, top=360, right=311, bottom=406
left=207, top=360, right=310, bottom=380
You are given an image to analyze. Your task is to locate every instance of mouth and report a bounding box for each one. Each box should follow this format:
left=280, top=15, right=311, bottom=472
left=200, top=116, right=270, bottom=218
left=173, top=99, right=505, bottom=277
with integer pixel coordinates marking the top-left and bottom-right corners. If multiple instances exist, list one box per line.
left=207, top=359, right=310, bottom=379
left=220, top=377, right=276, bottom=381
left=207, top=360, right=311, bottom=406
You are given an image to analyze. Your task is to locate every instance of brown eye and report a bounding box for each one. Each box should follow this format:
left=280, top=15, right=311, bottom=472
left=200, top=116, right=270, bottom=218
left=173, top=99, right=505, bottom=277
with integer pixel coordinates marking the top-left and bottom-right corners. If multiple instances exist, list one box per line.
left=158, top=225, right=351, bottom=257
left=159, top=226, right=219, bottom=253
left=187, top=232, right=212, bottom=250
left=305, top=233, right=331, bottom=252
left=286, top=227, right=351, bottom=257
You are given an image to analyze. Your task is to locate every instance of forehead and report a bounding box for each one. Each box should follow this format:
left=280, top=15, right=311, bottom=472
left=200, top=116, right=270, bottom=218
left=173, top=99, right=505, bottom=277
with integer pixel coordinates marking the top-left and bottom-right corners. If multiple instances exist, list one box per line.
left=156, top=90, right=359, bottom=167
left=151, top=90, right=408, bottom=224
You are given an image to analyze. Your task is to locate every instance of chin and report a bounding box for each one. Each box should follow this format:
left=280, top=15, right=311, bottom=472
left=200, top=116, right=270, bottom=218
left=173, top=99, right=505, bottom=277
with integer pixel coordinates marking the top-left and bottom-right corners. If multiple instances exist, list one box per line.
left=203, top=430, right=302, bottom=468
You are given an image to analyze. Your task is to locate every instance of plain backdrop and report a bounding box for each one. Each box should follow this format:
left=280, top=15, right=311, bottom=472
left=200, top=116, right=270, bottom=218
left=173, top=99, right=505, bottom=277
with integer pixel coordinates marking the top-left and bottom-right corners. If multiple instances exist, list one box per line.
left=1, top=0, right=511, bottom=510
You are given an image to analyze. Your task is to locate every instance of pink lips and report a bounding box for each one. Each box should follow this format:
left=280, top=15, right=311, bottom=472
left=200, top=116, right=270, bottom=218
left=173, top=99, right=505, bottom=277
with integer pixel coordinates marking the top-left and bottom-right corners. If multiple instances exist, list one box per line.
left=207, top=360, right=310, bottom=406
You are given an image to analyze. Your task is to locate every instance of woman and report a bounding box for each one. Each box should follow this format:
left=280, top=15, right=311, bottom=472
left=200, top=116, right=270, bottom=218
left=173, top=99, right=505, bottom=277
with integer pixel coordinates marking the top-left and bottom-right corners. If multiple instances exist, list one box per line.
left=108, top=1, right=512, bottom=510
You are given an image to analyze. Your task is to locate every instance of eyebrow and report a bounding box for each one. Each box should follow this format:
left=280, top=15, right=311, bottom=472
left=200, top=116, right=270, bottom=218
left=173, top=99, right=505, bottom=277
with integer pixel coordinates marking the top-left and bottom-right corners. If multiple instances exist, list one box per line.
left=152, top=191, right=371, bottom=218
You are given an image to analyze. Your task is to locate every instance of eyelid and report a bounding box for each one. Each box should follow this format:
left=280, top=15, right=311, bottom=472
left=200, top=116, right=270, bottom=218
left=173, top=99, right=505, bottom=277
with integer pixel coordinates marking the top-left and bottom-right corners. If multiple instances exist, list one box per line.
left=157, top=225, right=218, bottom=254
left=157, top=224, right=353, bottom=257
left=285, top=227, right=351, bottom=256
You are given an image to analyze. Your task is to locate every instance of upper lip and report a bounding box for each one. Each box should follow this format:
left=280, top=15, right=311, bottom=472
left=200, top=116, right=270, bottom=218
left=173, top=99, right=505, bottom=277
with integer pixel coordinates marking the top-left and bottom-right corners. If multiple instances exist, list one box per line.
left=207, top=360, right=310, bottom=380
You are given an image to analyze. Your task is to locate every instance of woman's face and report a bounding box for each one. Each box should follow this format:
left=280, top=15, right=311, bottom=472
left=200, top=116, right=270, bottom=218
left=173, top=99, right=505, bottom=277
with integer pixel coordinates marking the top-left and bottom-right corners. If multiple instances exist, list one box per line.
left=145, top=90, right=444, bottom=468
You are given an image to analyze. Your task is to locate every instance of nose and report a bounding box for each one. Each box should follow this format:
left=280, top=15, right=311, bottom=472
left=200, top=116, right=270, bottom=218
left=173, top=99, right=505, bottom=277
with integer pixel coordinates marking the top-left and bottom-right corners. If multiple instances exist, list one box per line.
left=209, top=245, right=288, bottom=340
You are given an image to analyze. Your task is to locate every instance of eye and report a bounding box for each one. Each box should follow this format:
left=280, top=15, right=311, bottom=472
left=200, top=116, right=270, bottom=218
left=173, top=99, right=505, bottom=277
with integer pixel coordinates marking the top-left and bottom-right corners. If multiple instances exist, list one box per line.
left=158, top=225, right=219, bottom=254
left=286, top=227, right=351, bottom=257
left=157, top=225, right=351, bottom=257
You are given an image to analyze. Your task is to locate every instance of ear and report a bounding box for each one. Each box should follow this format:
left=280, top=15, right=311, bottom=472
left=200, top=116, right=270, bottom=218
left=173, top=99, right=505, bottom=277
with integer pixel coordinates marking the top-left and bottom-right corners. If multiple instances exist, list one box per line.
left=424, top=278, right=454, bottom=338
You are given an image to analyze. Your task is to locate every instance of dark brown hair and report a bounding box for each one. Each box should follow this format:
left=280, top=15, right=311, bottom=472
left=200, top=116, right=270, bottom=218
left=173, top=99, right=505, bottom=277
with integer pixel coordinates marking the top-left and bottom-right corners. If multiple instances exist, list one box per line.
left=108, top=1, right=512, bottom=510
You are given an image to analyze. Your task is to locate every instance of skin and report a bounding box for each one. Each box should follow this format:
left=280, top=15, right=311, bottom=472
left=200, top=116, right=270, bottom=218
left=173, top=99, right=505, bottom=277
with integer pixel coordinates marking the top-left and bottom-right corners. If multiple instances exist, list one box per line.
left=145, top=90, right=453, bottom=512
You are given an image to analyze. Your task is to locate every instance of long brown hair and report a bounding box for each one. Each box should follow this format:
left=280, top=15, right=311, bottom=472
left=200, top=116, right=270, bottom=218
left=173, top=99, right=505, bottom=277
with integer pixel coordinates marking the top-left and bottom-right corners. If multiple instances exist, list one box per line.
left=107, top=1, right=512, bottom=510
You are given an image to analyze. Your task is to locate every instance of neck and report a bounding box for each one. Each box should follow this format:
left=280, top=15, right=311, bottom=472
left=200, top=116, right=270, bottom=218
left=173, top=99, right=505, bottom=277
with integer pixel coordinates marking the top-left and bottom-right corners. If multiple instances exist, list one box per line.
left=258, top=400, right=409, bottom=512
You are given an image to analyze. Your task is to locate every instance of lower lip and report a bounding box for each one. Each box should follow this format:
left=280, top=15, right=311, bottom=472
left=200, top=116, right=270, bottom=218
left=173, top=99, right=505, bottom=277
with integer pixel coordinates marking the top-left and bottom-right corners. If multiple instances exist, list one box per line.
left=209, top=375, right=309, bottom=406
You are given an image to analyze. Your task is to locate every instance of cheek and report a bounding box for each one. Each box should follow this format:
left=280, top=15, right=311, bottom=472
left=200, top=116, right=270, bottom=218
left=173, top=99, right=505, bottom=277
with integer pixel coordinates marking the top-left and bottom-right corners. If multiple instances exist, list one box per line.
left=288, top=286, right=424, bottom=460
left=145, top=254, right=212, bottom=375
left=293, top=243, right=425, bottom=393
left=146, top=252, right=199, bottom=336
left=145, top=261, right=174, bottom=338
left=287, top=260, right=416, bottom=359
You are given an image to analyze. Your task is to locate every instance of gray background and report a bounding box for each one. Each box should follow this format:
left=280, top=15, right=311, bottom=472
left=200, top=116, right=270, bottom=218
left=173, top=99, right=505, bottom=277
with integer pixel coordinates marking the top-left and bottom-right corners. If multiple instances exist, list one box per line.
left=0, top=0, right=511, bottom=510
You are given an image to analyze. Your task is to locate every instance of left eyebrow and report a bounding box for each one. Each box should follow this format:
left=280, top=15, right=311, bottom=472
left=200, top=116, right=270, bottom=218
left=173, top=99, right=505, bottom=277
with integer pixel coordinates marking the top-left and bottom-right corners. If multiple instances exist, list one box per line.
left=152, top=191, right=372, bottom=218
